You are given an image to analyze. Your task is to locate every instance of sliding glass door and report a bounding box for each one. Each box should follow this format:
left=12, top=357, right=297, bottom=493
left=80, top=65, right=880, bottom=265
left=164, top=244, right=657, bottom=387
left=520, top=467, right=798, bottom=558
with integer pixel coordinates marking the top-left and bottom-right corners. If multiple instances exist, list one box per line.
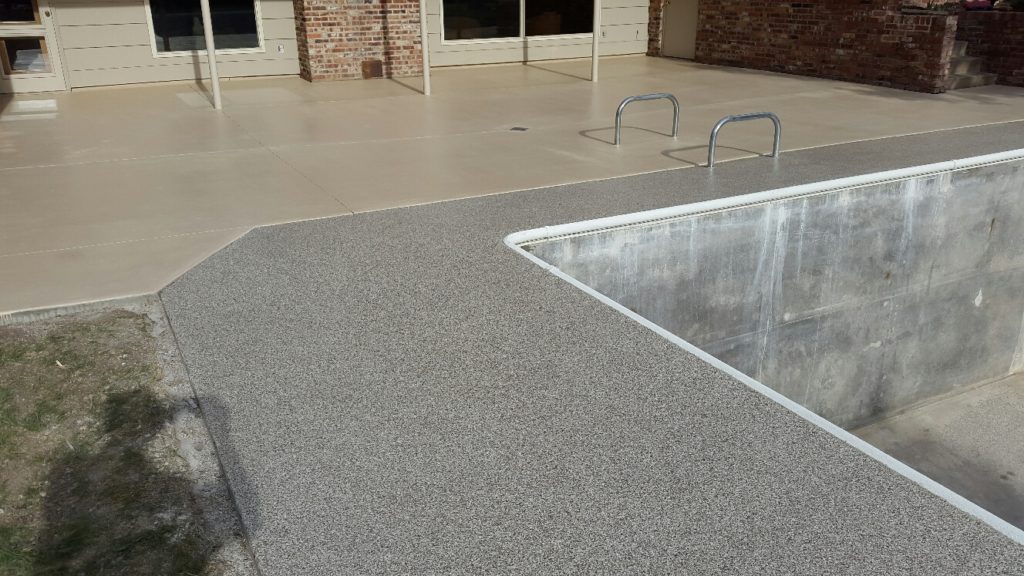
left=525, top=0, right=593, bottom=36
left=442, top=0, right=519, bottom=40
left=441, top=0, right=593, bottom=43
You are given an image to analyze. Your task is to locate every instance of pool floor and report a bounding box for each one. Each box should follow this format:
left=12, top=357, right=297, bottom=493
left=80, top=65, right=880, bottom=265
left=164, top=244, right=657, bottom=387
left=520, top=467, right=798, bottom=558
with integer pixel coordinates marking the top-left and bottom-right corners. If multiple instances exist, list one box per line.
left=855, top=373, right=1024, bottom=529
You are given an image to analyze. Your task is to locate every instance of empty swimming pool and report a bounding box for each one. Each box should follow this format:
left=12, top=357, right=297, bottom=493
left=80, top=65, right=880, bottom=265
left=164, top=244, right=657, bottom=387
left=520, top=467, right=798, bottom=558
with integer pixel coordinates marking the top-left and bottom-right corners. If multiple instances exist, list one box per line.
left=507, top=150, right=1024, bottom=543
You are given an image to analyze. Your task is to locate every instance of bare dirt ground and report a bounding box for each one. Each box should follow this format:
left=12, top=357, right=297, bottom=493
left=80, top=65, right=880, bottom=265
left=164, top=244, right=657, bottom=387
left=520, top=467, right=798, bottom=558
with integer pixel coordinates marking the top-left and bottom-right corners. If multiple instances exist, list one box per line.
left=0, top=297, right=256, bottom=576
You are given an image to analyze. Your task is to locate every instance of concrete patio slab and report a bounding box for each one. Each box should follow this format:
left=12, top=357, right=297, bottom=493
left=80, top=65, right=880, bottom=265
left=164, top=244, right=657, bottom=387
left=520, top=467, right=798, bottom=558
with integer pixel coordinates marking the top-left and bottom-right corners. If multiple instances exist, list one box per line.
left=0, top=83, right=264, bottom=168
left=161, top=123, right=1024, bottom=575
left=0, top=149, right=348, bottom=256
left=3, top=56, right=1024, bottom=314
left=0, top=228, right=246, bottom=314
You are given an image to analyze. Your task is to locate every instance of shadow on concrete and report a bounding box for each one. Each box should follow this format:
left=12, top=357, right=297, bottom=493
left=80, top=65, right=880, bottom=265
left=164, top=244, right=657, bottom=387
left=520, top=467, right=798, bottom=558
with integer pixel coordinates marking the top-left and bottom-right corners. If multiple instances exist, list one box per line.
left=524, top=62, right=591, bottom=82
left=388, top=77, right=428, bottom=95
left=661, top=144, right=765, bottom=166
left=381, top=0, right=429, bottom=96
left=579, top=126, right=677, bottom=145
left=190, top=53, right=217, bottom=108
left=195, top=395, right=262, bottom=539
left=829, top=76, right=1020, bottom=105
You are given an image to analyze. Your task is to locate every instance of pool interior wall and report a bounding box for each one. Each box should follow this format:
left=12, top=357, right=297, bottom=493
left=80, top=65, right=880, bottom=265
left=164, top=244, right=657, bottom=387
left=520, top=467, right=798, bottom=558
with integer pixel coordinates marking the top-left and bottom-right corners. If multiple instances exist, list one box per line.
left=524, top=158, right=1024, bottom=430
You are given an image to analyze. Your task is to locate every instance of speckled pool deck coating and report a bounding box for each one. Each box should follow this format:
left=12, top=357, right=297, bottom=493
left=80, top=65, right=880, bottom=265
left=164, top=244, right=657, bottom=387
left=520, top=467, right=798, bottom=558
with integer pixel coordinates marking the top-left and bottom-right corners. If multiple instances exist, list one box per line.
left=161, top=123, right=1024, bottom=575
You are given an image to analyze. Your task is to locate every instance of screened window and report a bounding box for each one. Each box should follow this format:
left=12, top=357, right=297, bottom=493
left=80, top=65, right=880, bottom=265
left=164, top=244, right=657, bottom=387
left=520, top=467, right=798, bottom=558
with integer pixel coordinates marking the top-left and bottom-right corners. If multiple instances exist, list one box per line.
left=442, top=0, right=592, bottom=41
left=148, top=0, right=260, bottom=53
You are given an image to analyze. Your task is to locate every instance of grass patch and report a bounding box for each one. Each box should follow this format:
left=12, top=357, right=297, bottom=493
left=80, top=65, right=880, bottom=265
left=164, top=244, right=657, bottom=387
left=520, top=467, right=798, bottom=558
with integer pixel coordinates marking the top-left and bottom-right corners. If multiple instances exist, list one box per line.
left=0, top=311, right=222, bottom=575
left=0, top=525, right=34, bottom=576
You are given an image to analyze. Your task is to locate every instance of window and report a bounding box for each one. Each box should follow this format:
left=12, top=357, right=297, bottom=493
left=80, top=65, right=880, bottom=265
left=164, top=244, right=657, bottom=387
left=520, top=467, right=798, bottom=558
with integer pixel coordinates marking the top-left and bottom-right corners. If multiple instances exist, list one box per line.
left=442, top=0, right=592, bottom=42
left=0, top=0, right=37, bottom=24
left=147, top=0, right=260, bottom=53
left=526, top=0, right=592, bottom=36
left=0, top=37, right=50, bottom=74
left=443, top=0, right=519, bottom=41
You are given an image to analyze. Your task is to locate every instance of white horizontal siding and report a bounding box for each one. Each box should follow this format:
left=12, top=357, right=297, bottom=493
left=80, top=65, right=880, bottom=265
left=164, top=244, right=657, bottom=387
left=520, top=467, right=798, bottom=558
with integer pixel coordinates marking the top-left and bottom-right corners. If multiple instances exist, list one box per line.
left=603, top=6, right=648, bottom=26
left=55, top=0, right=149, bottom=25
left=59, top=18, right=294, bottom=49
left=256, top=0, right=295, bottom=20
left=51, top=0, right=298, bottom=88
left=58, top=23, right=152, bottom=49
left=68, top=56, right=298, bottom=86
left=424, top=0, right=649, bottom=67
left=63, top=40, right=298, bottom=71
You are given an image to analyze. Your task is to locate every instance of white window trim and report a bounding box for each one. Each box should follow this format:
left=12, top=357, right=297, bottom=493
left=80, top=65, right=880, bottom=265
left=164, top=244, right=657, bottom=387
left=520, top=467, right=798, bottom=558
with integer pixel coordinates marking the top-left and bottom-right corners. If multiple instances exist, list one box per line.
left=438, top=0, right=595, bottom=47
left=143, top=0, right=266, bottom=59
left=524, top=32, right=593, bottom=41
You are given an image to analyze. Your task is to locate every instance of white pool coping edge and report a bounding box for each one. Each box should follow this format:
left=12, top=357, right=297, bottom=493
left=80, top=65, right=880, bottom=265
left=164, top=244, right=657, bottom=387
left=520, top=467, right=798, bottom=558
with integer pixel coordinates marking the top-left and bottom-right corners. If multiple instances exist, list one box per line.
left=507, top=149, right=1024, bottom=247
left=504, top=149, right=1024, bottom=545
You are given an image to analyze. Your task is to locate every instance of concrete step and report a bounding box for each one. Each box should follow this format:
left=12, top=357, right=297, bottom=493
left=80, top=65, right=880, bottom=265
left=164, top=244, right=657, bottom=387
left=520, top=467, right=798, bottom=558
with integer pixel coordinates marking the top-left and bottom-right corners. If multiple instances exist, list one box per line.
left=949, top=55, right=984, bottom=75
left=953, top=40, right=969, bottom=58
left=946, top=72, right=998, bottom=90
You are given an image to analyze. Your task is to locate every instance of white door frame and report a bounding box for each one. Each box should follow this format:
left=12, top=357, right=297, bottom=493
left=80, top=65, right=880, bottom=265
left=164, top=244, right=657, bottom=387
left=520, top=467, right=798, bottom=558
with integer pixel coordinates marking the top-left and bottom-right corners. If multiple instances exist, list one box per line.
left=0, top=0, right=68, bottom=93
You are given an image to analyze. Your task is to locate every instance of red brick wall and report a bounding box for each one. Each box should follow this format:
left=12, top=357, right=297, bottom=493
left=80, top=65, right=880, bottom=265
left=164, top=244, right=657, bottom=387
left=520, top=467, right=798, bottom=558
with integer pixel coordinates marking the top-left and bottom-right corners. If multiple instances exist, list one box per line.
left=648, top=0, right=664, bottom=56
left=957, top=11, right=1024, bottom=88
left=659, top=0, right=957, bottom=93
left=292, top=0, right=423, bottom=81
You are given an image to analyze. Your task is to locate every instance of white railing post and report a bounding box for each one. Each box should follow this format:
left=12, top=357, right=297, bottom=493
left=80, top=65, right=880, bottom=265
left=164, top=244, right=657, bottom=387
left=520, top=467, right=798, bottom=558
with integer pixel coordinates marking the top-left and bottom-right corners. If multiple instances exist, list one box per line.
left=198, top=0, right=222, bottom=109
left=592, top=0, right=601, bottom=82
left=420, top=0, right=431, bottom=95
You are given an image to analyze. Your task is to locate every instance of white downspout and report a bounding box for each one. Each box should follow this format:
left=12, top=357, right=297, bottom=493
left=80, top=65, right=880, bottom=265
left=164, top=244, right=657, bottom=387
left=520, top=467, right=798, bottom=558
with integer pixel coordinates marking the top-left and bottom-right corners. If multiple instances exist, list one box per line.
left=591, top=0, right=600, bottom=82
left=199, top=0, right=222, bottom=109
left=420, top=0, right=431, bottom=95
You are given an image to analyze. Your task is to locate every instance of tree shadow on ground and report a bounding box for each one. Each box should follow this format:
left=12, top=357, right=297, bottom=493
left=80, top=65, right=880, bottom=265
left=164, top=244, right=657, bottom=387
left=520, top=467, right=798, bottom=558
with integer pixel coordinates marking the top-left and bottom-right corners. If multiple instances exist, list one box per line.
left=32, top=388, right=220, bottom=575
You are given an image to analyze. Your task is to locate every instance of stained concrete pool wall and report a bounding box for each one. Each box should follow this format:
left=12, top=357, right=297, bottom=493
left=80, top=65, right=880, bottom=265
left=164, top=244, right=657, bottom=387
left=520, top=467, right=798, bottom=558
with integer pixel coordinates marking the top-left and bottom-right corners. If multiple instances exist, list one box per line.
left=525, top=158, right=1024, bottom=429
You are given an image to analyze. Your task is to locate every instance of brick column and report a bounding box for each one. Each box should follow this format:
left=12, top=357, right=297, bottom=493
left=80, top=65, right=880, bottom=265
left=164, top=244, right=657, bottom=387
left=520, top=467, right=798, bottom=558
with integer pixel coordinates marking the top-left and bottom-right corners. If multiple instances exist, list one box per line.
left=647, top=0, right=664, bottom=56
left=293, top=0, right=424, bottom=81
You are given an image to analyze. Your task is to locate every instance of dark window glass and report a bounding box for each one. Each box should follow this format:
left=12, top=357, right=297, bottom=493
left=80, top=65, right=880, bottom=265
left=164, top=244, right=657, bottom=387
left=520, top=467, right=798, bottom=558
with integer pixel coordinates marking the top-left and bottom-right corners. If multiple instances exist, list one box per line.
left=442, top=0, right=519, bottom=40
left=0, top=0, right=37, bottom=22
left=148, top=0, right=259, bottom=52
left=526, top=0, right=593, bottom=36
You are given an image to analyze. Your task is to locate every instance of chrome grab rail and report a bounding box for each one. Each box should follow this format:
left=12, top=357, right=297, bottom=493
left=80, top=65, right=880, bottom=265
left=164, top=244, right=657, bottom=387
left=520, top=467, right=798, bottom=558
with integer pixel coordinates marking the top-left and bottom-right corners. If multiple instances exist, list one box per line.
left=614, top=92, right=680, bottom=146
left=707, top=112, right=782, bottom=168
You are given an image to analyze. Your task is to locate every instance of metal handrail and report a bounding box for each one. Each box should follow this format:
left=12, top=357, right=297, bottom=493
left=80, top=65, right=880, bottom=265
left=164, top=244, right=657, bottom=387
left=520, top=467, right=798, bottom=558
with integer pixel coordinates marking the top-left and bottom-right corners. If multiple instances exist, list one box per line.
left=614, top=93, right=680, bottom=146
left=707, top=112, right=782, bottom=168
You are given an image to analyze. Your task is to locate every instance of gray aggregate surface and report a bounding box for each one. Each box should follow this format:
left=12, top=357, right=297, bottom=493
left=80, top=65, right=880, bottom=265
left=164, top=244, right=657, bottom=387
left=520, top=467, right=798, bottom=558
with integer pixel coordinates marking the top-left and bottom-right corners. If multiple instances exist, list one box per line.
left=162, top=122, right=1024, bottom=575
